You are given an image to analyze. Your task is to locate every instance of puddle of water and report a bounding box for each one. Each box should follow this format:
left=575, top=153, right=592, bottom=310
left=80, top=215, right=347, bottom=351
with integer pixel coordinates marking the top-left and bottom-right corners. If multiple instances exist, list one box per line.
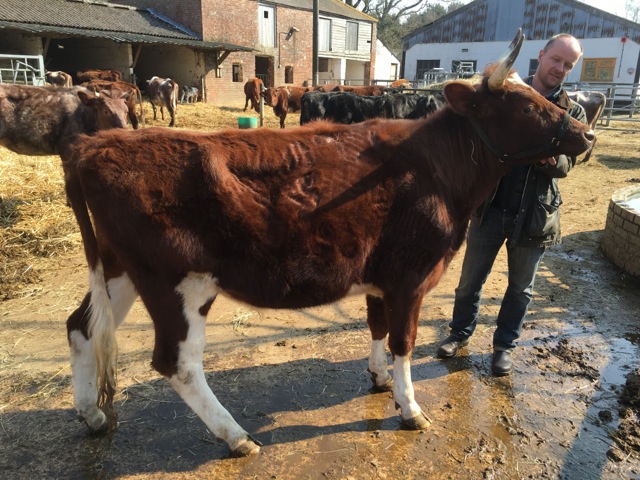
left=626, top=196, right=640, bottom=211
left=600, top=337, right=638, bottom=386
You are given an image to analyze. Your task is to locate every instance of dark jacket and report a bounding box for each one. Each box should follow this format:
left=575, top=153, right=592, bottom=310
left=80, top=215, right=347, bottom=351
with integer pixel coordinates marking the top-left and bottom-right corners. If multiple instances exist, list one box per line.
left=473, top=78, right=588, bottom=248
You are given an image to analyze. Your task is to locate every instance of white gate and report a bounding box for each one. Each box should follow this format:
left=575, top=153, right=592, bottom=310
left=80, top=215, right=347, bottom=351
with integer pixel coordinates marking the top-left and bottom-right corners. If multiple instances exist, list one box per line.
left=0, top=54, right=46, bottom=86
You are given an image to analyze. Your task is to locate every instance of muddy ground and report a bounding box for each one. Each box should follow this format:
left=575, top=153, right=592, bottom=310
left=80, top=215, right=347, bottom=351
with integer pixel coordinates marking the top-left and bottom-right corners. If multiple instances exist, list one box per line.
left=1, top=110, right=639, bottom=479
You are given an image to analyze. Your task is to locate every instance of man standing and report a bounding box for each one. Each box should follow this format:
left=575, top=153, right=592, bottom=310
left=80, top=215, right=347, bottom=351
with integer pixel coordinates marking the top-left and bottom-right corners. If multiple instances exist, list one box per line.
left=436, top=34, right=588, bottom=376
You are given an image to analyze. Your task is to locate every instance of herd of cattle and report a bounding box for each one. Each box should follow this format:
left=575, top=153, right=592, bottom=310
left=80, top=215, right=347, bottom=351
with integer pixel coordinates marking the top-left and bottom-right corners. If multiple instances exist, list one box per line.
left=0, top=36, right=604, bottom=459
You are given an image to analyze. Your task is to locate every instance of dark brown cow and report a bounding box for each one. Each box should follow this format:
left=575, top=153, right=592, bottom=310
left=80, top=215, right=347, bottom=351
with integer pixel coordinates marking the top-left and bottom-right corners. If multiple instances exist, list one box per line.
left=146, top=76, right=179, bottom=127
left=263, top=85, right=312, bottom=128
left=83, top=79, right=145, bottom=129
left=62, top=30, right=593, bottom=457
left=332, top=84, right=387, bottom=96
left=46, top=71, right=73, bottom=88
left=76, top=69, right=122, bottom=83
left=567, top=90, right=606, bottom=162
left=0, top=84, right=130, bottom=156
left=243, top=77, right=263, bottom=112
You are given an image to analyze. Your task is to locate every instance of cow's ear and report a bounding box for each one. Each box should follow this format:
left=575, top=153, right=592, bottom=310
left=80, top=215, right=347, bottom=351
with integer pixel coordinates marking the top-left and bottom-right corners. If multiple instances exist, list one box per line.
left=444, top=82, right=478, bottom=115
left=76, top=89, right=96, bottom=105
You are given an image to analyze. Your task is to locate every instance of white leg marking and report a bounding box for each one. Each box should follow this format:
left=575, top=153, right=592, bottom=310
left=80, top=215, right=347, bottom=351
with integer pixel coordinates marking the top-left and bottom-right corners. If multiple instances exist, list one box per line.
left=173, top=273, right=257, bottom=453
left=69, top=330, right=105, bottom=429
left=392, top=355, right=423, bottom=420
left=106, top=273, right=138, bottom=328
left=369, top=339, right=392, bottom=388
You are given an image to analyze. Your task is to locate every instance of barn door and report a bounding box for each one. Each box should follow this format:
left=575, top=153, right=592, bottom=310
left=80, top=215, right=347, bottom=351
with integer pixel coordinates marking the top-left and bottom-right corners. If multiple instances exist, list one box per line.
left=258, top=5, right=275, bottom=48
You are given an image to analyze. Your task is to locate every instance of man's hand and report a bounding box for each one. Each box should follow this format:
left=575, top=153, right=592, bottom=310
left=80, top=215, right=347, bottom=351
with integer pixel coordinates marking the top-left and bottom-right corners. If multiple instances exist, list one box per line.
left=538, top=157, right=557, bottom=166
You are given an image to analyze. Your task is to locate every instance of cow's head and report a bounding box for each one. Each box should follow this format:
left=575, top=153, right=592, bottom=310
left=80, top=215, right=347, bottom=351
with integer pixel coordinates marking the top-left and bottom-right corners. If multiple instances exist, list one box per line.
left=77, top=89, right=130, bottom=130
left=443, top=29, right=594, bottom=164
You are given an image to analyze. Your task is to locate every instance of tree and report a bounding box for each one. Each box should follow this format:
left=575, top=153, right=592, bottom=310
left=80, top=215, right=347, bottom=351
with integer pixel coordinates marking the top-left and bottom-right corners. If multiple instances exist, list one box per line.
left=626, top=0, right=640, bottom=23
left=366, top=1, right=466, bottom=59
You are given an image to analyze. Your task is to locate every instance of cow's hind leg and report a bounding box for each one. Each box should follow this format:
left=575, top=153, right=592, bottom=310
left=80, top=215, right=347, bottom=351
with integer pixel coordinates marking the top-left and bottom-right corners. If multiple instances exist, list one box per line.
left=68, top=271, right=138, bottom=432
left=385, top=291, right=431, bottom=430
left=157, top=273, right=260, bottom=456
left=366, top=295, right=392, bottom=391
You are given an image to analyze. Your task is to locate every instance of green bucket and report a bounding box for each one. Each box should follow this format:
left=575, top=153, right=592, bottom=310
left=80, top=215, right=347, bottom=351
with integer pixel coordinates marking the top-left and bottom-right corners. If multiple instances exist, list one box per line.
left=238, top=117, right=258, bottom=129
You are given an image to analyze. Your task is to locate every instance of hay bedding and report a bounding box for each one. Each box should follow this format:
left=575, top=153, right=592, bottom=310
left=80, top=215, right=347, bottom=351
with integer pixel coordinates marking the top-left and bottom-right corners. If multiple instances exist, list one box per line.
left=0, top=101, right=285, bottom=300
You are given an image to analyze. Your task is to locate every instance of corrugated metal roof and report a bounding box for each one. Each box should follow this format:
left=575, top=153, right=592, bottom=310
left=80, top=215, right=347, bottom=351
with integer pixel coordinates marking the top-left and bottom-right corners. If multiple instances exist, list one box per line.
left=403, top=0, right=640, bottom=46
left=0, top=0, right=254, bottom=51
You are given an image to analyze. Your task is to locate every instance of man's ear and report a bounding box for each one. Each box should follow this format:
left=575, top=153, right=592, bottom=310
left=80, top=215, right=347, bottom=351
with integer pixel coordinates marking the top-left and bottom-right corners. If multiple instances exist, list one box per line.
left=443, top=82, right=478, bottom=115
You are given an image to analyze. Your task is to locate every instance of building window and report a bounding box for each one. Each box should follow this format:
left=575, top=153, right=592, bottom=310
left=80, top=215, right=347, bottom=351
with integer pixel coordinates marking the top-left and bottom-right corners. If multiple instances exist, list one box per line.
left=319, top=18, right=331, bottom=51
left=285, top=66, right=294, bottom=84
left=346, top=21, right=358, bottom=51
left=232, top=63, right=243, bottom=83
left=416, top=60, right=440, bottom=80
left=581, top=58, right=616, bottom=82
left=318, top=58, right=329, bottom=72
left=528, top=59, right=538, bottom=77
left=258, top=5, right=275, bottom=47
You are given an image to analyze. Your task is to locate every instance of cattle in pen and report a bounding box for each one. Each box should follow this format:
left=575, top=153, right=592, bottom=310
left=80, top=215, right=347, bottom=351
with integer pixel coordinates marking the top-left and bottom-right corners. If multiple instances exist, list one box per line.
left=82, top=79, right=145, bottom=129
left=299, top=91, right=445, bottom=124
left=61, top=30, right=593, bottom=458
left=567, top=90, right=607, bottom=162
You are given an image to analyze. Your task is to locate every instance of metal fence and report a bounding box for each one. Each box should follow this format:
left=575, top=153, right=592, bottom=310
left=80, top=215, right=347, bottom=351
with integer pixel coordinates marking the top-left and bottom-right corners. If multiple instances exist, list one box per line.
left=0, top=54, right=46, bottom=86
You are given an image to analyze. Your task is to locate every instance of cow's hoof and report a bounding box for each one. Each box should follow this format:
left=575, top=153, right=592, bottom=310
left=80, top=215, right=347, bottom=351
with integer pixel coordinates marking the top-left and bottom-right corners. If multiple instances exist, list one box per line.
left=80, top=407, right=109, bottom=434
left=369, top=370, right=393, bottom=392
left=401, top=412, right=432, bottom=430
left=230, top=437, right=261, bottom=457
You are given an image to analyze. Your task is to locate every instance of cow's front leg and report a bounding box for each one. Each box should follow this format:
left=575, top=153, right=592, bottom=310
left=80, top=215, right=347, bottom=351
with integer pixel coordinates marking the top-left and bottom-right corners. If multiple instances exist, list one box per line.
left=366, top=295, right=392, bottom=391
left=385, top=291, right=431, bottom=430
left=163, top=273, right=260, bottom=457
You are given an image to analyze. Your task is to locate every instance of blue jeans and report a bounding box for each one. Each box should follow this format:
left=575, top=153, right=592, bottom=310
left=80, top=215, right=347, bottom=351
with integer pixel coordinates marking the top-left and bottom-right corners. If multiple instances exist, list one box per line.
left=449, top=207, right=545, bottom=351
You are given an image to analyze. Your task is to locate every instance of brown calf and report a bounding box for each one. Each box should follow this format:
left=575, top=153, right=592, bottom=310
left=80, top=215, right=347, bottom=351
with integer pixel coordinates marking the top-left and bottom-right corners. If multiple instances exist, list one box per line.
left=76, top=69, right=122, bottom=83
left=332, top=85, right=387, bottom=96
left=62, top=30, right=593, bottom=458
left=263, top=85, right=312, bottom=128
left=243, top=77, right=263, bottom=112
left=82, top=80, right=145, bottom=129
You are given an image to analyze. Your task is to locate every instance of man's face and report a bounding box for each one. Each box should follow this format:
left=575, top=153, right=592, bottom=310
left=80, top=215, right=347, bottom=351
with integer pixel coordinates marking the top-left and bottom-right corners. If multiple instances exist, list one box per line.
left=536, top=38, right=582, bottom=91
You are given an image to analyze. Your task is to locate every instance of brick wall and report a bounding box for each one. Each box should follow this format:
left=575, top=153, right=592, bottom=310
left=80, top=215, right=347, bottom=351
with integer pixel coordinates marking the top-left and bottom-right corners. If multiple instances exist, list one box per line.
left=601, top=185, right=640, bottom=277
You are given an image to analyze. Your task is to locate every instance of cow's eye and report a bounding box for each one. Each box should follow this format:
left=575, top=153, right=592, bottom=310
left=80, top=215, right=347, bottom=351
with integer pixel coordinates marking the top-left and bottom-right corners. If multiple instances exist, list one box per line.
left=523, top=105, right=533, bottom=114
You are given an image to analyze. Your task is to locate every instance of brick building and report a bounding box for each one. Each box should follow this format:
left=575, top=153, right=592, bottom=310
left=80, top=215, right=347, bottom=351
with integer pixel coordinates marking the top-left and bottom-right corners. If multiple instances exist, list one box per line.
left=0, top=0, right=377, bottom=107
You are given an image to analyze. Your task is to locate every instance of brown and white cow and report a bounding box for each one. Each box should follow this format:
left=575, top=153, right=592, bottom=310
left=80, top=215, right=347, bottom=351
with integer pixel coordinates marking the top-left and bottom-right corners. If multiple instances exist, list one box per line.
left=263, top=85, right=312, bottom=128
left=76, top=69, right=122, bottom=83
left=0, top=84, right=130, bottom=156
left=82, top=79, right=145, bottom=129
left=243, top=77, right=263, bottom=112
left=146, top=76, right=179, bottom=127
left=62, top=30, right=593, bottom=457
left=46, top=71, right=73, bottom=88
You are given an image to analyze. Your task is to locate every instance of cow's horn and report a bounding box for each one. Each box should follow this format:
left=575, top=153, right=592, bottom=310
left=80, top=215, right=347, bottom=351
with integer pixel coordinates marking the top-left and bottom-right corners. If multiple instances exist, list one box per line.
left=488, top=28, right=525, bottom=91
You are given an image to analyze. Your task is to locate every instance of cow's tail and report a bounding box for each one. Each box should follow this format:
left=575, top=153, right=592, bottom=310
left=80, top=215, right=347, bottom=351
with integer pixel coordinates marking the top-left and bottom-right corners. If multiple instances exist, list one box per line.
left=172, top=81, right=179, bottom=113
left=134, top=84, right=145, bottom=126
left=63, top=149, right=118, bottom=422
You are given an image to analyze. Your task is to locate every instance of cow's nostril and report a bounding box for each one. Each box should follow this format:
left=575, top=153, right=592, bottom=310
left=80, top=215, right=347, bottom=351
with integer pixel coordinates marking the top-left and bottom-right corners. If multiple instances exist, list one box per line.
left=585, top=129, right=595, bottom=142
